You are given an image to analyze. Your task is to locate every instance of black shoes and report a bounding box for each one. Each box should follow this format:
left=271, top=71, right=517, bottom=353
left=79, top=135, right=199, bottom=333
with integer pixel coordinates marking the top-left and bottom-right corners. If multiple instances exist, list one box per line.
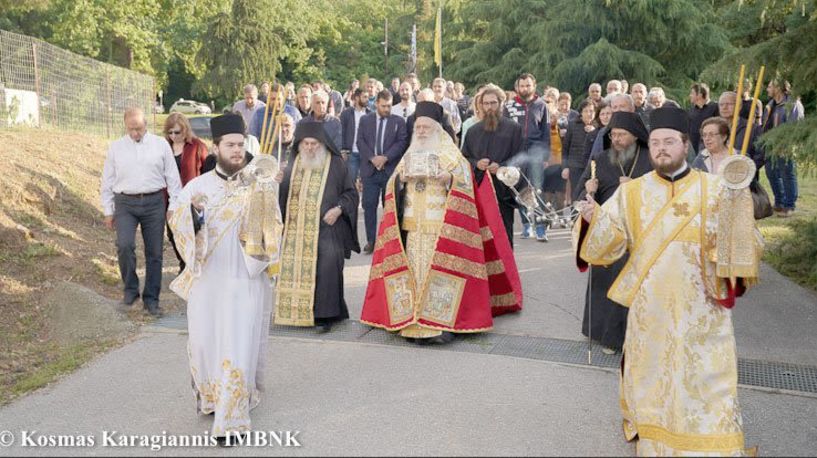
left=363, top=243, right=374, bottom=254
left=412, top=332, right=456, bottom=345
left=144, top=302, right=163, bottom=317
left=116, top=294, right=139, bottom=312
left=316, top=323, right=333, bottom=333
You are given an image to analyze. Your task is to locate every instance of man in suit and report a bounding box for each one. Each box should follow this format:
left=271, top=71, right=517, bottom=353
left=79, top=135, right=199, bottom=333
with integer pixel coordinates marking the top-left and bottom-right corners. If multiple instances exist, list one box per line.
left=339, top=88, right=371, bottom=184
left=357, top=90, right=408, bottom=253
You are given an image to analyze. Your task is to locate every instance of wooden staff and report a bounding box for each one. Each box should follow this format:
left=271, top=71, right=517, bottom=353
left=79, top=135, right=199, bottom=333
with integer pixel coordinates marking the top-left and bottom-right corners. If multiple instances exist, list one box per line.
left=587, top=159, right=597, bottom=365
left=727, top=65, right=745, bottom=155
left=276, top=116, right=283, bottom=163
left=258, top=91, right=273, bottom=154
left=260, top=94, right=279, bottom=155
left=740, top=66, right=765, bottom=156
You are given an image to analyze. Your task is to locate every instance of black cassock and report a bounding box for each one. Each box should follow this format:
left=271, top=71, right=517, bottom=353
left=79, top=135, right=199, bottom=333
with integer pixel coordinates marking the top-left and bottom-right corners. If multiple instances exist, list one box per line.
left=461, top=117, right=524, bottom=246
left=575, top=144, right=653, bottom=350
left=279, top=154, right=360, bottom=325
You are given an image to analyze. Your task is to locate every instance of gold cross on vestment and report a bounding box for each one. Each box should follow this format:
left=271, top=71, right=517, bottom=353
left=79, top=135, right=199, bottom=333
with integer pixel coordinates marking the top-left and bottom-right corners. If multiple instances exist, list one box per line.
left=672, top=202, right=690, bottom=217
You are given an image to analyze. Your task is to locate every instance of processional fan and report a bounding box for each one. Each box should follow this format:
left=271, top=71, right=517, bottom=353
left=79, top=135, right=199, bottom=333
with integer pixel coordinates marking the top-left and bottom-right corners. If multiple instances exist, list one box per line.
left=225, top=81, right=287, bottom=188
left=226, top=81, right=287, bottom=274
left=495, top=166, right=578, bottom=229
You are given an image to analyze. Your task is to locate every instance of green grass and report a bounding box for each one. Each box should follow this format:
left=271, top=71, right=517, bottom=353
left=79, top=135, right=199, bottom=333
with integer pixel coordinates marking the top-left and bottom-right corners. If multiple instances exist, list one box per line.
left=757, top=171, right=817, bottom=290
left=7, top=340, right=118, bottom=400
left=92, top=258, right=120, bottom=286
left=20, top=242, right=60, bottom=261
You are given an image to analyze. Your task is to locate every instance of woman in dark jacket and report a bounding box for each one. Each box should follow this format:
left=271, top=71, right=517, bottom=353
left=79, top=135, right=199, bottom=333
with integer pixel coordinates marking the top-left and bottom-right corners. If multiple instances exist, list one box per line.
left=561, top=100, right=599, bottom=202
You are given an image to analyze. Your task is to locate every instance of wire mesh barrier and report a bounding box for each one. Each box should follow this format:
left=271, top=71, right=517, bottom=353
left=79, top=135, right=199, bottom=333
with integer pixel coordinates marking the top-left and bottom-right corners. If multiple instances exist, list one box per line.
left=0, top=29, right=154, bottom=138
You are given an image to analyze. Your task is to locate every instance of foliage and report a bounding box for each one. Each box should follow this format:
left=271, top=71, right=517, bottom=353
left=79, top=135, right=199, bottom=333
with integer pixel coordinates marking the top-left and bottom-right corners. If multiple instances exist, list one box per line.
left=702, top=0, right=816, bottom=168
left=0, top=0, right=814, bottom=164
left=447, top=0, right=730, bottom=98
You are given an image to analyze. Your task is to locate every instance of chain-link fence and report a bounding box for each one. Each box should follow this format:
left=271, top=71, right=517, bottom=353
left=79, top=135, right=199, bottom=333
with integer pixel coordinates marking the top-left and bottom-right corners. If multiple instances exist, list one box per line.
left=0, top=29, right=155, bottom=138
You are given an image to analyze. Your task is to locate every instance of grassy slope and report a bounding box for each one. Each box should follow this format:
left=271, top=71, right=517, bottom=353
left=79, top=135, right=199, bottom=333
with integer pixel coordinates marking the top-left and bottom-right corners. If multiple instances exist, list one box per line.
left=0, top=127, right=180, bottom=405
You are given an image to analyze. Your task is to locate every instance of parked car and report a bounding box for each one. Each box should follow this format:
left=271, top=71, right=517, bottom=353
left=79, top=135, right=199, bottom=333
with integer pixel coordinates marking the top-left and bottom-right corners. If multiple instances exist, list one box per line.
left=169, top=98, right=211, bottom=115
left=188, top=115, right=214, bottom=140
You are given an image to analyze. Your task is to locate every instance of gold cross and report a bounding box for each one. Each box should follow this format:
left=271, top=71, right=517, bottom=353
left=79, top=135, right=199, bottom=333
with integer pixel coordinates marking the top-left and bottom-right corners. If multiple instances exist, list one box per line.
left=672, top=202, right=690, bottom=217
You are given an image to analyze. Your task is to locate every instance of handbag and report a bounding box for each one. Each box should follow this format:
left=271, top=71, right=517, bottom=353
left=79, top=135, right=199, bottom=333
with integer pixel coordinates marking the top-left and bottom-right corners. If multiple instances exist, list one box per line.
left=750, top=181, right=773, bottom=220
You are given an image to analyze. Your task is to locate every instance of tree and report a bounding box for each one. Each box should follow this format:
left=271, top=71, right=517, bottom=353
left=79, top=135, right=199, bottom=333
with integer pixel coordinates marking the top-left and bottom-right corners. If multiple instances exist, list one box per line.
left=447, top=0, right=731, bottom=99
left=194, top=0, right=303, bottom=106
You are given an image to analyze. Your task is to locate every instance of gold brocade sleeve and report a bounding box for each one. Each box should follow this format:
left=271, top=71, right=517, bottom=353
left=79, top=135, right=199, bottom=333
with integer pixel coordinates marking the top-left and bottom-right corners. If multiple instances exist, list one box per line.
left=168, top=185, right=208, bottom=300
left=240, top=180, right=283, bottom=277
left=576, top=187, right=629, bottom=266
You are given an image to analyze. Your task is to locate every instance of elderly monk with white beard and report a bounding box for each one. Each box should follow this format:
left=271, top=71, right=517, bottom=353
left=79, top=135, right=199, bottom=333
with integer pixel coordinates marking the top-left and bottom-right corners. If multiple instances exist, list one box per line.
left=275, top=121, right=360, bottom=333
left=361, top=101, right=522, bottom=344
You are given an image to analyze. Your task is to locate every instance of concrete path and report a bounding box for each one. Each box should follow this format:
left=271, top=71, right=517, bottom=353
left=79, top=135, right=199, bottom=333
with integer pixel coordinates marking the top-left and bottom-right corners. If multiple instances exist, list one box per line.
left=1, top=220, right=816, bottom=456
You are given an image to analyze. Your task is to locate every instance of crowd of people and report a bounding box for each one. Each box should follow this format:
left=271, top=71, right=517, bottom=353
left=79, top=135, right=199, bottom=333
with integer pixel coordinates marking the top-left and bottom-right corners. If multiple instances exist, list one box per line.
left=98, top=68, right=803, bottom=453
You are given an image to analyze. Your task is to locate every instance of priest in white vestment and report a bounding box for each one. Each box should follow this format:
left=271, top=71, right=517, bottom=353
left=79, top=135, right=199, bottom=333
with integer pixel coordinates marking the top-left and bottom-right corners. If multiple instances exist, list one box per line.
left=168, top=113, right=282, bottom=443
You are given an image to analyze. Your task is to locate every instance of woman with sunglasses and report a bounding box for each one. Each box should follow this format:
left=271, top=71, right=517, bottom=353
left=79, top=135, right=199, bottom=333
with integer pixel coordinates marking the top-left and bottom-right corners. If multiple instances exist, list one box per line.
left=164, top=112, right=208, bottom=273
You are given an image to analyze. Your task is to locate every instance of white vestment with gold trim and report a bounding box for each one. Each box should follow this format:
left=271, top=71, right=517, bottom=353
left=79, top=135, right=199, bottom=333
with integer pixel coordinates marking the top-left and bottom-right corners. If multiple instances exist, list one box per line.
left=169, top=171, right=281, bottom=437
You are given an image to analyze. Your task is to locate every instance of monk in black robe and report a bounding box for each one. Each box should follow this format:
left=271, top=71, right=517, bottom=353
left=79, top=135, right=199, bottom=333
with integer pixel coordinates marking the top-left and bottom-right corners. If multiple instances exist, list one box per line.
left=461, top=85, right=524, bottom=246
left=575, top=112, right=653, bottom=352
left=275, top=122, right=360, bottom=333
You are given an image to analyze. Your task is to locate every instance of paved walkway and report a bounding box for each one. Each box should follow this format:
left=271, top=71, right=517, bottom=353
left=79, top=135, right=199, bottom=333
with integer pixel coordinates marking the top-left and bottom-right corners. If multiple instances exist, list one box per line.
left=1, top=223, right=816, bottom=456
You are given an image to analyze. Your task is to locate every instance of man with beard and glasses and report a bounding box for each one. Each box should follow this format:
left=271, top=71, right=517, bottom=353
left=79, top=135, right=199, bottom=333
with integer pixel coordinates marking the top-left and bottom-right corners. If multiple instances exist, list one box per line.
left=573, top=112, right=653, bottom=355
left=274, top=122, right=360, bottom=333
left=361, top=102, right=522, bottom=344
left=168, top=113, right=283, bottom=445
left=462, top=84, right=524, bottom=246
left=574, top=107, right=763, bottom=456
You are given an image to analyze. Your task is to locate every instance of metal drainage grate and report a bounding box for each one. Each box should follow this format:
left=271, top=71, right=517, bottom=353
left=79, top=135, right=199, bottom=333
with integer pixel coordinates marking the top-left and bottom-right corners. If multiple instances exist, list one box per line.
left=152, top=316, right=817, bottom=395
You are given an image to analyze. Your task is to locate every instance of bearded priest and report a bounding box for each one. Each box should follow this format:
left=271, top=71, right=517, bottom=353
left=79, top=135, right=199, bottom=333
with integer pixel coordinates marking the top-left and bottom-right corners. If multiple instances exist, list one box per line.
left=574, top=106, right=763, bottom=456
left=168, top=113, right=283, bottom=444
left=274, top=121, right=360, bottom=333
left=361, top=101, right=522, bottom=344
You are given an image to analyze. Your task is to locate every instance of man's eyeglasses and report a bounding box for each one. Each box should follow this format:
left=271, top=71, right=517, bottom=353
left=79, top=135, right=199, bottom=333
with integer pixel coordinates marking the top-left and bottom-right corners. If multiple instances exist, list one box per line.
left=482, top=100, right=500, bottom=106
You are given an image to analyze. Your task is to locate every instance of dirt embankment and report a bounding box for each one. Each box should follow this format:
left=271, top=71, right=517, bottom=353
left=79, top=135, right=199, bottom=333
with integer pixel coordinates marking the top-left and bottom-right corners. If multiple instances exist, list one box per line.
left=0, top=128, right=181, bottom=405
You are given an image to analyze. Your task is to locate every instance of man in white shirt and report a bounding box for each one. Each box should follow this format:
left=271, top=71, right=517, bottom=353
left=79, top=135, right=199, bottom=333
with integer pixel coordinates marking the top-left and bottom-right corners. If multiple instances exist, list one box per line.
left=232, top=84, right=266, bottom=128
left=390, top=82, right=416, bottom=121
left=431, top=77, right=462, bottom=134
left=100, top=108, right=182, bottom=316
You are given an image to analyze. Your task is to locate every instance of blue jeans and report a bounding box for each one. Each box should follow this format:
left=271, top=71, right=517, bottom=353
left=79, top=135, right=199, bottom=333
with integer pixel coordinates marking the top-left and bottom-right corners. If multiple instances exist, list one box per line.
left=517, top=141, right=549, bottom=229
left=765, top=157, right=798, bottom=210
left=346, top=151, right=361, bottom=182
left=114, top=192, right=166, bottom=305
left=362, top=169, right=390, bottom=244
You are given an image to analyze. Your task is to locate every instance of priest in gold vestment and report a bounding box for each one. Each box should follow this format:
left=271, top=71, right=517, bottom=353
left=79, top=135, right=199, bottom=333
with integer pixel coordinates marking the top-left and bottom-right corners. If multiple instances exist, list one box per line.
left=574, top=107, right=763, bottom=456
